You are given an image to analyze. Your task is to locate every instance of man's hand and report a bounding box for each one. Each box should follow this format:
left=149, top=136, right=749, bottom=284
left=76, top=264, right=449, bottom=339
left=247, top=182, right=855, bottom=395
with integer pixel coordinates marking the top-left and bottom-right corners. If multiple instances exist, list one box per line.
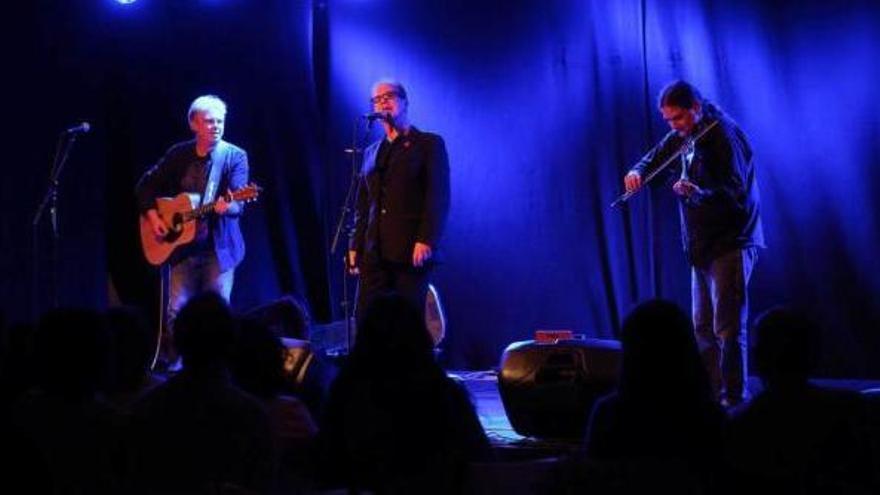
left=146, top=209, right=168, bottom=237
left=213, top=189, right=232, bottom=215
left=624, top=171, right=642, bottom=193
left=673, top=179, right=703, bottom=198
left=347, top=250, right=359, bottom=275
left=412, top=242, right=433, bottom=267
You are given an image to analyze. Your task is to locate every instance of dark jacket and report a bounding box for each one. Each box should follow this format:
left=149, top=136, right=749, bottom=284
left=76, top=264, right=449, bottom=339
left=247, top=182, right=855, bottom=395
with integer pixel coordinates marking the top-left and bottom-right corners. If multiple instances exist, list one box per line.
left=135, top=139, right=249, bottom=271
left=633, top=106, right=764, bottom=267
left=350, top=127, right=450, bottom=265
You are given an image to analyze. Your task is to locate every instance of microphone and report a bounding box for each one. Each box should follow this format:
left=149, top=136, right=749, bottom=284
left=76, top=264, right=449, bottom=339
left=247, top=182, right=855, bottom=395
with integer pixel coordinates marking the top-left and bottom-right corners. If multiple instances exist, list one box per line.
left=361, top=112, right=389, bottom=122
left=63, top=122, right=91, bottom=135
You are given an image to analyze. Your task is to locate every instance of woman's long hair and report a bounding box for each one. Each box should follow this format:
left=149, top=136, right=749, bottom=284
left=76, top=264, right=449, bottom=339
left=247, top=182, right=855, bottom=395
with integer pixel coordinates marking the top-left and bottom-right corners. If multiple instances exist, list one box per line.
left=618, top=299, right=714, bottom=404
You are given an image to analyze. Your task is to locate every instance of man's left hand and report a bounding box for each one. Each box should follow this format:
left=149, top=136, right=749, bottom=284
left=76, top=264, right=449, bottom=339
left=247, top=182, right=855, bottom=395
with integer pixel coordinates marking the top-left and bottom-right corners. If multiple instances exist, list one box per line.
left=214, top=189, right=232, bottom=215
left=412, top=242, right=433, bottom=267
left=673, top=179, right=703, bottom=198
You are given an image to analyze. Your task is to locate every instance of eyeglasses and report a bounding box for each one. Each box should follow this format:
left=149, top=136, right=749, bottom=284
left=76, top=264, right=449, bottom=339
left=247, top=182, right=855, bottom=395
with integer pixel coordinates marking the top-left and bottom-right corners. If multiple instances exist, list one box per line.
left=370, top=91, right=400, bottom=105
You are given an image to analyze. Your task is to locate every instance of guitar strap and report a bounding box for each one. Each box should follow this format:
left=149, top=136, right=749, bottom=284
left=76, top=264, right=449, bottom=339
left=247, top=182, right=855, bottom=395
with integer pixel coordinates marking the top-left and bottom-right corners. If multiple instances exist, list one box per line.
left=201, top=141, right=228, bottom=206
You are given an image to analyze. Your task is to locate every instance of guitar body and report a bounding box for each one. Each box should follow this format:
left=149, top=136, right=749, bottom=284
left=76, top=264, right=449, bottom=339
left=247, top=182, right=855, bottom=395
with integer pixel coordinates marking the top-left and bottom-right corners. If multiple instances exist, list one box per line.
left=139, top=183, right=261, bottom=266
left=140, top=193, right=200, bottom=266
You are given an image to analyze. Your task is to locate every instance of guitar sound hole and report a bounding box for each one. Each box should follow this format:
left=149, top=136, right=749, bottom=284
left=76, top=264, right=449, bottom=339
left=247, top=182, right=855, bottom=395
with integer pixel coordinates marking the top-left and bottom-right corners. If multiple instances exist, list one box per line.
left=171, top=213, right=184, bottom=233
left=162, top=213, right=183, bottom=242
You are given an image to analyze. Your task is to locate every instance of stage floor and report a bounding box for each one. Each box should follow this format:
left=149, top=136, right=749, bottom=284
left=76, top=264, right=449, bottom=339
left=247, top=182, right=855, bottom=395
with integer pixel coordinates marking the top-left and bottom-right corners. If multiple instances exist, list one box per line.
left=452, top=370, right=880, bottom=459
left=453, top=370, right=590, bottom=459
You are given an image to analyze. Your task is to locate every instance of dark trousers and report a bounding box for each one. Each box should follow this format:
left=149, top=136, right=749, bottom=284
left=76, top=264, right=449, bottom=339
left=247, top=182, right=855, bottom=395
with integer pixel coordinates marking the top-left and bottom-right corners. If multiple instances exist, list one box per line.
left=355, top=257, right=430, bottom=325
left=692, top=247, right=757, bottom=405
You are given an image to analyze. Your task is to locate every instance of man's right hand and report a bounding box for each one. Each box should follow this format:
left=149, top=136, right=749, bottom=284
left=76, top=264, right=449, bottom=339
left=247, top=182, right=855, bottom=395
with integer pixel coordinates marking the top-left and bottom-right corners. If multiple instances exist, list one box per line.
left=624, top=171, right=643, bottom=193
left=347, top=250, right=359, bottom=275
left=146, top=209, right=168, bottom=237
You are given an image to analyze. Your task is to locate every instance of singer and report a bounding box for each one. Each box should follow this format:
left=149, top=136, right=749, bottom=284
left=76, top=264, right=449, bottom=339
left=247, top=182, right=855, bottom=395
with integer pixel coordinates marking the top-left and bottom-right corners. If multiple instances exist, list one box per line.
left=348, top=80, right=450, bottom=322
left=135, top=95, right=250, bottom=371
left=623, top=80, right=764, bottom=407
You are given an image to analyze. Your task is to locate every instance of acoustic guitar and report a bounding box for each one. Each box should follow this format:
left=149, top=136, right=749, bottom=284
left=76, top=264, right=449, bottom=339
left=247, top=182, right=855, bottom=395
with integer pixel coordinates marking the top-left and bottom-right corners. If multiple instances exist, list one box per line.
left=139, top=183, right=261, bottom=265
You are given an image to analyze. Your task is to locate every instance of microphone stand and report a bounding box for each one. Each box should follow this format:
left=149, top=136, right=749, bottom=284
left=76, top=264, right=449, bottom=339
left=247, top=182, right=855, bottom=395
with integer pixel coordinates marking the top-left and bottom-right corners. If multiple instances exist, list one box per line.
left=329, top=116, right=370, bottom=356
left=32, top=130, right=82, bottom=316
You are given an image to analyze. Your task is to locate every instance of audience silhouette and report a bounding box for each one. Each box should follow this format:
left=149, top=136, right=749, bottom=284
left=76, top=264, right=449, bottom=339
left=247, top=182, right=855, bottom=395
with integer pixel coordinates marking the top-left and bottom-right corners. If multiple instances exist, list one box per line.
left=125, top=292, right=275, bottom=494
left=232, top=316, right=318, bottom=492
left=7, top=308, right=118, bottom=493
left=725, top=306, right=875, bottom=493
left=316, top=292, right=491, bottom=494
left=582, top=299, right=725, bottom=493
left=4, top=296, right=878, bottom=494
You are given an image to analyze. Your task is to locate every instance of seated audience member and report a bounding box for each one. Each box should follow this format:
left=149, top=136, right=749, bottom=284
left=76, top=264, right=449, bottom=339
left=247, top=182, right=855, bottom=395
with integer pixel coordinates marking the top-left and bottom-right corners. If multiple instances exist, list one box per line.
left=232, top=317, right=318, bottom=489
left=9, top=308, right=118, bottom=493
left=583, top=299, right=725, bottom=492
left=243, top=293, right=313, bottom=340
left=0, top=320, right=37, bottom=414
left=725, top=307, right=874, bottom=493
left=316, top=292, right=491, bottom=494
left=125, top=292, right=275, bottom=494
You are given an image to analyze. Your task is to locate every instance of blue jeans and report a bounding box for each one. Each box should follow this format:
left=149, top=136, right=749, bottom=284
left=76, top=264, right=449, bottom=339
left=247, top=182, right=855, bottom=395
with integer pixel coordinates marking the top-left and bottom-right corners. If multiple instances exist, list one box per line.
left=167, top=251, right=235, bottom=330
left=692, top=248, right=757, bottom=405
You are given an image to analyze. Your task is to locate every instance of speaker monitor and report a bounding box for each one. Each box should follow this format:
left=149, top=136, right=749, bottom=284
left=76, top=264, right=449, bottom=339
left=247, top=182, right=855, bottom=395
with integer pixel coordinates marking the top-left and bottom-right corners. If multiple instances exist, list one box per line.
left=242, top=295, right=311, bottom=340
left=498, top=338, right=621, bottom=439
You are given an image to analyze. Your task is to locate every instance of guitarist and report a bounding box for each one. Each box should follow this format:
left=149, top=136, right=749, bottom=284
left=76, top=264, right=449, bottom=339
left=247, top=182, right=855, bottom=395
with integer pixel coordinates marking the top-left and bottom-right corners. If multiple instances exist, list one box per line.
left=135, top=95, right=249, bottom=368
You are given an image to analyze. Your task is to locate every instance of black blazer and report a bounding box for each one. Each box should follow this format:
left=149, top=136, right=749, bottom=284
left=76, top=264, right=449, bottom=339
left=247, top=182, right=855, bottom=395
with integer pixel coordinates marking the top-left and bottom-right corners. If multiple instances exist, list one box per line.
left=631, top=107, right=763, bottom=267
left=350, top=127, right=450, bottom=265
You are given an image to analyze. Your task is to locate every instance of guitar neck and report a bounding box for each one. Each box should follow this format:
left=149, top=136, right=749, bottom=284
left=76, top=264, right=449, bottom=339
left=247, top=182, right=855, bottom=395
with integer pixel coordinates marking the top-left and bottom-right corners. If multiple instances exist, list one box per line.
left=177, top=185, right=257, bottom=223
left=182, top=201, right=217, bottom=222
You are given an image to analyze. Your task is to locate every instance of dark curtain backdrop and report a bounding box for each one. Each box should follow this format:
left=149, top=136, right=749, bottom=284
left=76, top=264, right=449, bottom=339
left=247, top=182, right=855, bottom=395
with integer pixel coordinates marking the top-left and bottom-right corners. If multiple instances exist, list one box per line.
left=323, top=0, right=880, bottom=374
left=3, top=0, right=878, bottom=376
left=93, top=0, right=333, bottom=324
left=4, top=0, right=333, bottom=327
